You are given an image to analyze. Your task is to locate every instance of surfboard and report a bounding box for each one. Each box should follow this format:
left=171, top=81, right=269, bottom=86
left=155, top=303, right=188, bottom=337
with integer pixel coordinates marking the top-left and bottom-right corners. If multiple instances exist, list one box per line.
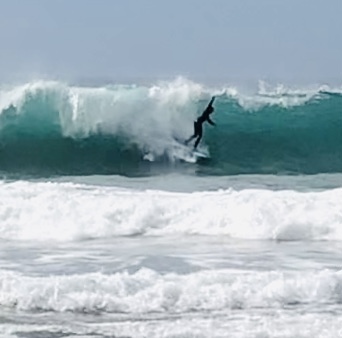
left=171, top=138, right=209, bottom=161
left=192, top=149, right=209, bottom=158
left=143, top=139, right=209, bottom=163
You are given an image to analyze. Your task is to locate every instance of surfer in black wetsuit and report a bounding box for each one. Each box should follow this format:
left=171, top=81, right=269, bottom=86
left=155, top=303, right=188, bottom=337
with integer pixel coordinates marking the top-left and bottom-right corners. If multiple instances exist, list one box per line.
left=185, top=96, right=216, bottom=149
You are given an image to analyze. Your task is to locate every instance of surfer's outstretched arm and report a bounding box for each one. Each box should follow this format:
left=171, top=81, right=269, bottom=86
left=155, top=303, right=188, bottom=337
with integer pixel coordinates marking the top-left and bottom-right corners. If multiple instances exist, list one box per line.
left=202, top=96, right=215, bottom=116
left=207, top=96, right=215, bottom=107
left=207, top=117, right=215, bottom=126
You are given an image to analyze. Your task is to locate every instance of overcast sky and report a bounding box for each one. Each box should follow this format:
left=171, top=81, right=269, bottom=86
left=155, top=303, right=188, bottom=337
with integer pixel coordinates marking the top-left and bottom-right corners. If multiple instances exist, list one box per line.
left=0, top=0, right=341, bottom=84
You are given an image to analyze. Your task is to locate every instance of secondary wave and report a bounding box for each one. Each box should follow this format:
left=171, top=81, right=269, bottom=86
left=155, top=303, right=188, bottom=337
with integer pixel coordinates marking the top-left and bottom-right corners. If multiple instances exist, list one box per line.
left=1, top=268, right=342, bottom=313
left=0, top=181, right=341, bottom=242
left=0, top=78, right=341, bottom=176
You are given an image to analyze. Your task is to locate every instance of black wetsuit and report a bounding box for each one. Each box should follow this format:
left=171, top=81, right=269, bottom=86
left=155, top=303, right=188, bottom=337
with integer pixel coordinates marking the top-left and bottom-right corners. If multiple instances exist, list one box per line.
left=185, top=97, right=215, bottom=149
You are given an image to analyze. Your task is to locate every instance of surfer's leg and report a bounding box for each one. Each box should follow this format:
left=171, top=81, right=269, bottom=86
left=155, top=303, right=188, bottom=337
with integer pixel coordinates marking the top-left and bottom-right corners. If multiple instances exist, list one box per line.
left=185, top=135, right=195, bottom=145
left=193, top=124, right=203, bottom=149
left=185, top=121, right=198, bottom=145
left=194, top=137, right=201, bottom=149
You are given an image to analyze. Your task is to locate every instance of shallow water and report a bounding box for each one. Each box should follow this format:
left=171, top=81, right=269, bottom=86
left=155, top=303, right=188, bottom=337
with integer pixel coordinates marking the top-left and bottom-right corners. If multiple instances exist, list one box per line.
left=1, top=235, right=342, bottom=338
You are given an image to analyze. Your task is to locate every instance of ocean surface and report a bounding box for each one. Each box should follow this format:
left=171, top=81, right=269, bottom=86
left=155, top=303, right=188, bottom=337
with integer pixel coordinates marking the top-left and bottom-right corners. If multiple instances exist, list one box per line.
left=0, top=77, right=342, bottom=338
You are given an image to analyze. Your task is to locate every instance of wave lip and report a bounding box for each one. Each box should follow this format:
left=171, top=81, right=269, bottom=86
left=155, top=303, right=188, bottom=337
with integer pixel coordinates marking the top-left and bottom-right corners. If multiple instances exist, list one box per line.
left=0, top=181, right=341, bottom=242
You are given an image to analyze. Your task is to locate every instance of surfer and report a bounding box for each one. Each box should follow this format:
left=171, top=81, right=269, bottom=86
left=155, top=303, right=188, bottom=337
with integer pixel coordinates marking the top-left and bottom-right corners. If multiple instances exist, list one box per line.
left=185, top=96, right=216, bottom=149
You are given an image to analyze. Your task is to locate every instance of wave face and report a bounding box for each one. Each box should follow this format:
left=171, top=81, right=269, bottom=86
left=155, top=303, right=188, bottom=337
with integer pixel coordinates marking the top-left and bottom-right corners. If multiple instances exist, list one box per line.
left=0, top=78, right=341, bottom=176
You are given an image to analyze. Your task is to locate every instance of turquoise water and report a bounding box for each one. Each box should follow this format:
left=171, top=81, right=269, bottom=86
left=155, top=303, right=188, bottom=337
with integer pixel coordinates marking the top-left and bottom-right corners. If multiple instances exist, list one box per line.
left=1, top=79, right=341, bottom=177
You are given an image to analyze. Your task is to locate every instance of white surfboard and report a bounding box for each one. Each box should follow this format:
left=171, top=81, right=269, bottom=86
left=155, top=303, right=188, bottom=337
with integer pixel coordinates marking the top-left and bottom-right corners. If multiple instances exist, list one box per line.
left=142, top=139, right=210, bottom=163
left=192, top=149, right=209, bottom=158
left=171, top=139, right=209, bottom=162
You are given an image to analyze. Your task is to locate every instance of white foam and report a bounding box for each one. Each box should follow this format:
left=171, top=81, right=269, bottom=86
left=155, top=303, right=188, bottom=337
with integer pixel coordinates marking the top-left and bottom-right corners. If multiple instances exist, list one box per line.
left=0, top=267, right=342, bottom=313
left=0, top=181, right=341, bottom=242
left=2, top=315, right=342, bottom=338
left=0, top=81, right=65, bottom=113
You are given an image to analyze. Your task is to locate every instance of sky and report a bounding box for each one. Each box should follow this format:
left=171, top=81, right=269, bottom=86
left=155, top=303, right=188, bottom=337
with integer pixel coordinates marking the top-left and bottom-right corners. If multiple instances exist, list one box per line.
left=0, top=0, right=341, bottom=84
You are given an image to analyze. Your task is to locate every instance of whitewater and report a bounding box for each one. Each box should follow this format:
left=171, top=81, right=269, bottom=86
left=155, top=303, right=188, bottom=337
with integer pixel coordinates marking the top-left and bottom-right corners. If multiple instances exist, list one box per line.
left=0, top=77, right=342, bottom=338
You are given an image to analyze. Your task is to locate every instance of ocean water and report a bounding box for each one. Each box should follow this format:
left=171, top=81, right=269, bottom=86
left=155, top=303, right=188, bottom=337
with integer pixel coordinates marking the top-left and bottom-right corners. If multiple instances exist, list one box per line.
left=0, top=77, right=342, bottom=338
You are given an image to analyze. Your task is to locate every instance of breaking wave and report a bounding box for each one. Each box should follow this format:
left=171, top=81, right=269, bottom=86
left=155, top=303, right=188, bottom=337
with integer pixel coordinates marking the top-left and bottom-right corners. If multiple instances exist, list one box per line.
left=0, top=78, right=341, bottom=176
